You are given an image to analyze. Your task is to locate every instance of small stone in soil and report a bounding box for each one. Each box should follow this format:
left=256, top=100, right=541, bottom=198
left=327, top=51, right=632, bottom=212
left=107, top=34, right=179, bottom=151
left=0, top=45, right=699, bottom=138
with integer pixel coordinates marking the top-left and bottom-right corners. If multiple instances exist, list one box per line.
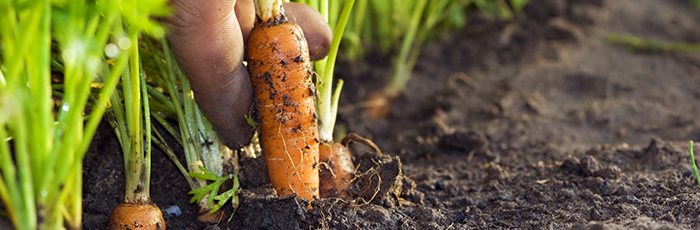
left=163, top=205, right=182, bottom=219
left=434, top=181, right=446, bottom=190
left=623, top=195, right=642, bottom=205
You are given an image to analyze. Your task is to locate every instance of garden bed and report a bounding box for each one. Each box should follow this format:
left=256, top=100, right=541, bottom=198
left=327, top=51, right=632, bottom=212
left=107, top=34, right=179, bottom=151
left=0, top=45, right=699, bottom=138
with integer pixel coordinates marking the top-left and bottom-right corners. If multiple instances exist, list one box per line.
left=82, top=0, right=700, bottom=229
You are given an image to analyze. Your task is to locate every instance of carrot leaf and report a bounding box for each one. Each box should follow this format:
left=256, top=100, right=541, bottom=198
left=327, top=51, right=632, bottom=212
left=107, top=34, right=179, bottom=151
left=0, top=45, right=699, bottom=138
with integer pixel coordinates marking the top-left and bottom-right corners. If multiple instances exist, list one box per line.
left=188, top=166, right=240, bottom=213
left=689, top=141, right=700, bottom=188
left=245, top=114, right=258, bottom=129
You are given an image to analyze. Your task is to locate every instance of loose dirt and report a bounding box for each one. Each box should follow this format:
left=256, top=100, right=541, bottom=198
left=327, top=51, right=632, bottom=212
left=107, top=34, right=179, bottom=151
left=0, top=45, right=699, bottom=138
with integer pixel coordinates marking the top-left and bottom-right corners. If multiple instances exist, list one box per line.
left=80, top=0, right=700, bottom=229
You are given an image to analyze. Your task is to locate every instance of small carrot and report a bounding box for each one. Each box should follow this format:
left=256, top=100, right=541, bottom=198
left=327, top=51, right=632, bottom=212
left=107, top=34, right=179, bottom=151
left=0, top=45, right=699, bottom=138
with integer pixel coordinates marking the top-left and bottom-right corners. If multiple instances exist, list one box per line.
left=109, top=203, right=165, bottom=230
left=245, top=0, right=320, bottom=201
left=319, top=133, right=381, bottom=198
left=319, top=141, right=354, bottom=198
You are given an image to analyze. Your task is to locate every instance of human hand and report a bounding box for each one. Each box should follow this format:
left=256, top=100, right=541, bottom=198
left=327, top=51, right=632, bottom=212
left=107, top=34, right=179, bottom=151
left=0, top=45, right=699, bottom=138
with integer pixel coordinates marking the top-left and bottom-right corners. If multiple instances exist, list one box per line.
left=167, top=0, right=332, bottom=149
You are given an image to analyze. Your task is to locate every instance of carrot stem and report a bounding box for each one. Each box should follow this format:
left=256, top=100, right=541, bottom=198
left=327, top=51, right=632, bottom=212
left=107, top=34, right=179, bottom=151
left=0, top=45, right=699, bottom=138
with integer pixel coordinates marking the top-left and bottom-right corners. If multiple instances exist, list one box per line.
left=315, top=0, right=355, bottom=142
left=152, top=126, right=196, bottom=190
left=123, top=27, right=150, bottom=203
left=384, top=0, right=428, bottom=98
left=255, top=0, right=285, bottom=22
left=144, top=35, right=235, bottom=213
left=690, top=141, right=700, bottom=188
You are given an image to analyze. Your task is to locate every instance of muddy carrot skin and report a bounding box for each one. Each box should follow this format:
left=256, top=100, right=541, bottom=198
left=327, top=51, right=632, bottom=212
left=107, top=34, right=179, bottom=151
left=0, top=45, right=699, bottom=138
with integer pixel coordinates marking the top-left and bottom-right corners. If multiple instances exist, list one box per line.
left=245, top=3, right=320, bottom=201
left=319, top=141, right=355, bottom=198
left=109, top=203, right=165, bottom=230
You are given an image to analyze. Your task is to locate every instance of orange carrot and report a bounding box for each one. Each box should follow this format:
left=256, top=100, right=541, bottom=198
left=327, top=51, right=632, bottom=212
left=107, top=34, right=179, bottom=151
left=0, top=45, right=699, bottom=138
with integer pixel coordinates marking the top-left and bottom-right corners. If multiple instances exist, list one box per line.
left=245, top=0, right=320, bottom=201
left=365, top=91, right=393, bottom=118
left=319, top=133, right=381, bottom=198
left=319, top=141, right=354, bottom=198
left=109, top=203, right=164, bottom=230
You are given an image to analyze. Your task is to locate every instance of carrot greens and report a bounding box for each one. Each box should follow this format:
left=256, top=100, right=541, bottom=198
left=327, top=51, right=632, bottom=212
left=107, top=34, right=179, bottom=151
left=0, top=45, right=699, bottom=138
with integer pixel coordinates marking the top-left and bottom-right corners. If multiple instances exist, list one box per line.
left=141, top=36, right=238, bottom=215
left=689, top=141, right=700, bottom=188
left=0, top=0, right=167, bottom=228
left=293, top=0, right=355, bottom=142
left=335, top=0, right=529, bottom=115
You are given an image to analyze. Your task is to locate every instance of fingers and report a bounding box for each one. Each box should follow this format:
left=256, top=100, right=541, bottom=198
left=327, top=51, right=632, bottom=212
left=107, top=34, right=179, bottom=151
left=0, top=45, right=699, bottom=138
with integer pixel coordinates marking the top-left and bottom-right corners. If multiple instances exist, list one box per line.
left=167, top=0, right=255, bottom=149
left=165, top=0, right=333, bottom=149
left=235, top=0, right=255, bottom=41
left=236, top=1, right=333, bottom=61
left=284, top=2, right=333, bottom=61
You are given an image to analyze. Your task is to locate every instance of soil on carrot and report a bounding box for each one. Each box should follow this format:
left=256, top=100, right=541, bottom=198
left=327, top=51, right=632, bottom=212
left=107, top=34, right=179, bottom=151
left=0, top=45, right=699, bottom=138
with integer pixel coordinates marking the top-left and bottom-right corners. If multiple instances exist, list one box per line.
left=78, top=0, right=700, bottom=229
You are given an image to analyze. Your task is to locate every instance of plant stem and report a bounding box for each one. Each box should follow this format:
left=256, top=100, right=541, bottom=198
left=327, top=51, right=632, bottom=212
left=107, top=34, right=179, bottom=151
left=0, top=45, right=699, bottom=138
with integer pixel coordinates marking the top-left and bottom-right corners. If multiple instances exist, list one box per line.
left=690, top=141, right=700, bottom=188
left=315, top=0, right=355, bottom=142
left=255, top=0, right=285, bottom=21
left=123, top=27, right=150, bottom=203
left=2, top=0, right=168, bottom=227
left=151, top=111, right=183, bottom=146
left=152, top=37, right=220, bottom=205
left=145, top=36, right=234, bottom=212
left=152, top=126, right=195, bottom=190
left=384, top=0, right=428, bottom=98
left=141, top=61, right=153, bottom=200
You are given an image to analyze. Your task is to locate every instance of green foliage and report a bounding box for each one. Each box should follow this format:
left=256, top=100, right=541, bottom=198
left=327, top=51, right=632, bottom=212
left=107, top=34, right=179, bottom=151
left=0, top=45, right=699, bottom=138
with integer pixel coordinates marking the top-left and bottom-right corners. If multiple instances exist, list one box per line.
left=293, top=0, right=355, bottom=141
left=474, top=0, right=529, bottom=19
left=689, top=141, right=700, bottom=188
left=510, top=0, right=530, bottom=13
left=188, top=166, right=240, bottom=213
left=141, top=36, right=235, bottom=213
left=474, top=0, right=513, bottom=19
left=336, top=0, right=529, bottom=99
left=0, top=0, right=168, bottom=228
left=245, top=114, right=259, bottom=129
left=105, top=36, right=154, bottom=204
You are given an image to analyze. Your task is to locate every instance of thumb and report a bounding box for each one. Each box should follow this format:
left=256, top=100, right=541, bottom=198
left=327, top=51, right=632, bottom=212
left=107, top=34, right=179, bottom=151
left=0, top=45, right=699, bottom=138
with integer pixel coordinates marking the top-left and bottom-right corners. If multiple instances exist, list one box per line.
left=166, top=0, right=255, bottom=149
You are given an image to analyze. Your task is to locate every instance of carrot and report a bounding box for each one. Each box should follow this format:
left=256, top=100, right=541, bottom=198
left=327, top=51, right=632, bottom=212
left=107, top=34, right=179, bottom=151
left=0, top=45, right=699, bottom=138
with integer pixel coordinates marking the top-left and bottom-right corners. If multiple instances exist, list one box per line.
left=365, top=91, right=393, bottom=118
left=109, top=203, right=165, bottom=230
left=245, top=0, right=320, bottom=201
left=319, top=133, right=382, bottom=198
left=107, top=30, right=165, bottom=230
left=319, top=141, right=354, bottom=198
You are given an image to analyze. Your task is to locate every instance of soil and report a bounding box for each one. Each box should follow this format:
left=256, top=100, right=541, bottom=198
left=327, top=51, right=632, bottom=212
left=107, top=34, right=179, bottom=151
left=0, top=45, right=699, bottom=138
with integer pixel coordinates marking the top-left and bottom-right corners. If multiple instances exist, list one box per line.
left=78, top=0, right=700, bottom=229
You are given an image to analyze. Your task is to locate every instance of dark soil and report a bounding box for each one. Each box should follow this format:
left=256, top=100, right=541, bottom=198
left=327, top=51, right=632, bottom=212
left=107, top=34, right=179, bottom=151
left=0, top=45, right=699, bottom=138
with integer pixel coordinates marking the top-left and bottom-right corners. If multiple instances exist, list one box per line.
left=80, top=0, right=700, bottom=229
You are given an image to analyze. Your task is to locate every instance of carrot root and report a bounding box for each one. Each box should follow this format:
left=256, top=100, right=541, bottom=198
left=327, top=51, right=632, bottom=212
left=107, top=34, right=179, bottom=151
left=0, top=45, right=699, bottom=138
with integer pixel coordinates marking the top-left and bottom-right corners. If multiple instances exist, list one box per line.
left=246, top=15, right=320, bottom=201
left=109, top=202, right=165, bottom=230
left=319, top=141, right=355, bottom=198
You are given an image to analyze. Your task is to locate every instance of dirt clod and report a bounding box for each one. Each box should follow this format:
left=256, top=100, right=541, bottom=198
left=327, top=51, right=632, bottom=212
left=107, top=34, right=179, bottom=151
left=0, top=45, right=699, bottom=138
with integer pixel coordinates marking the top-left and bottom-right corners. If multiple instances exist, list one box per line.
left=561, top=156, right=581, bottom=172
left=597, top=165, right=622, bottom=180
left=580, top=156, right=601, bottom=177
left=352, top=152, right=410, bottom=205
